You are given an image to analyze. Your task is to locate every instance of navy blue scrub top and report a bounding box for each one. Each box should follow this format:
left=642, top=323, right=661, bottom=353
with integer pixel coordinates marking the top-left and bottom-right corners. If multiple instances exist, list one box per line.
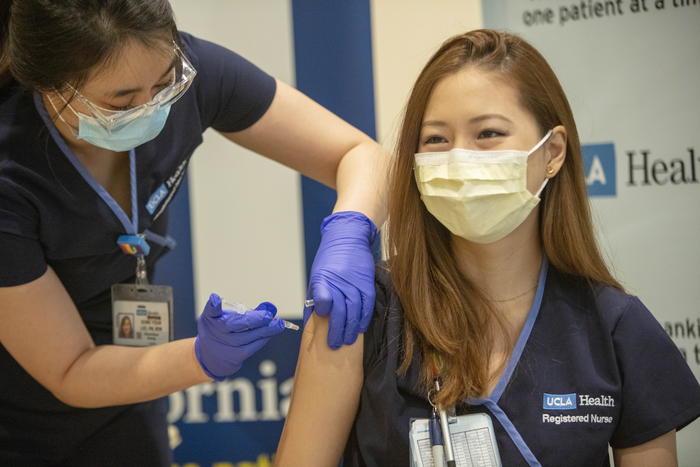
left=343, top=260, right=700, bottom=467
left=0, top=32, right=276, bottom=465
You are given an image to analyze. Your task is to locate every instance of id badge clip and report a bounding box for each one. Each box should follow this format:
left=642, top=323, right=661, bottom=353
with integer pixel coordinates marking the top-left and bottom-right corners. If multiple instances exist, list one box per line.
left=112, top=254, right=173, bottom=347
left=118, top=234, right=150, bottom=255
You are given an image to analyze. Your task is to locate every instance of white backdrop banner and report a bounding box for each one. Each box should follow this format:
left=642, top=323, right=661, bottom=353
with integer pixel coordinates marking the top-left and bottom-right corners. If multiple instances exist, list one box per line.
left=483, top=2, right=700, bottom=465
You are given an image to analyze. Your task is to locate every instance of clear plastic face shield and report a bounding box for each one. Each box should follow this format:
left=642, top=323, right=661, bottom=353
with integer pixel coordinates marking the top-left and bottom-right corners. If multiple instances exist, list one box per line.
left=62, top=42, right=196, bottom=134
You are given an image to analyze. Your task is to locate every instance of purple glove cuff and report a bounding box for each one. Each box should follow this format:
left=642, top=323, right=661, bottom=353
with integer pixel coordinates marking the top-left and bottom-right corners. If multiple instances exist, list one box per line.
left=194, top=336, right=227, bottom=382
left=320, top=211, right=378, bottom=245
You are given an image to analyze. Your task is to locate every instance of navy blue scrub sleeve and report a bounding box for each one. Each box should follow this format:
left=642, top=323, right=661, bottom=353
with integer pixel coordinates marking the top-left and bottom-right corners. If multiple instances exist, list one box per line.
left=180, top=33, right=277, bottom=134
left=361, top=265, right=391, bottom=371
left=607, top=293, right=700, bottom=448
left=0, top=179, right=46, bottom=286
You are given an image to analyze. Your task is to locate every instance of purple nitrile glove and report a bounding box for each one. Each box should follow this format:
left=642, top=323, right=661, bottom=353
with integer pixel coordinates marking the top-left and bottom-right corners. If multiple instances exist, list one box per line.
left=195, top=293, right=285, bottom=381
left=305, top=211, right=377, bottom=350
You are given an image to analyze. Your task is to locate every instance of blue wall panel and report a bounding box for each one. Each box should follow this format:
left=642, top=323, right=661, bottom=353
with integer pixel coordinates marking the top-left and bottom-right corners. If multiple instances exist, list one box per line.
left=292, top=0, right=380, bottom=281
left=154, top=173, right=197, bottom=340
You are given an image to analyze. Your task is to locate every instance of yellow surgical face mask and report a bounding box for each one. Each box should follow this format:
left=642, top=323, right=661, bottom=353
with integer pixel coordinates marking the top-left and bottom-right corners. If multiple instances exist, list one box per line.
left=414, top=130, right=552, bottom=244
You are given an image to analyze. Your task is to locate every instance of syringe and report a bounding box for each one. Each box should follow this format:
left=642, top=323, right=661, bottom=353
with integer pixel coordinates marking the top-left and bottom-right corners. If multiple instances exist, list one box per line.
left=222, top=299, right=299, bottom=331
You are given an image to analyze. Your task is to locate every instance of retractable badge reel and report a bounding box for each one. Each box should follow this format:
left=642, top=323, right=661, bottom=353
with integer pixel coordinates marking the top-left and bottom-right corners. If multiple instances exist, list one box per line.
left=111, top=235, right=173, bottom=347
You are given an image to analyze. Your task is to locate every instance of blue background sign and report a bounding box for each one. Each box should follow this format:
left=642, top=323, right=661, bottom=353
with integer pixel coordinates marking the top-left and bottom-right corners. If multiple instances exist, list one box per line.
left=581, top=143, right=616, bottom=197
left=167, top=321, right=302, bottom=466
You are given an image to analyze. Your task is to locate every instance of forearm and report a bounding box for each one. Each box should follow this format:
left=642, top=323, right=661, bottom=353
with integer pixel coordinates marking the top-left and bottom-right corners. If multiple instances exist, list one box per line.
left=0, top=268, right=212, bottom=409
left=333, top=139, right=390, bottom=228
left=57, top=337, right=210, bottom=408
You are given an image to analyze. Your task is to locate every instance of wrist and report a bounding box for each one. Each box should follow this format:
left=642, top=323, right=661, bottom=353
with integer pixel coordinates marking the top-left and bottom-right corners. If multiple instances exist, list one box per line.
left=193, top=337, right=218, bottom=382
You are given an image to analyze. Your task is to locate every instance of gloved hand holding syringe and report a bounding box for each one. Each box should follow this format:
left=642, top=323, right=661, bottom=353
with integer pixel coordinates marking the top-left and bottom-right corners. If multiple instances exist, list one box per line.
left=223, top=299, right=299, bottom=331
left=194, top=293, right=298, bottom=382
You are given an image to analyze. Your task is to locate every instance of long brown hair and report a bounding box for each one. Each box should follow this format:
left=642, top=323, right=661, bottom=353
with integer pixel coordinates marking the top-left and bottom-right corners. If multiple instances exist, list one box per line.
left=387, top=29, right=622, bottom=409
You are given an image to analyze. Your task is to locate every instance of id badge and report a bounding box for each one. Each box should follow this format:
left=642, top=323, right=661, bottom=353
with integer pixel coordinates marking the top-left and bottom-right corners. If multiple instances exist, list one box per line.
left=112, top=283, right=173, bottom=346
left=409, top=413, right=502, bottom=467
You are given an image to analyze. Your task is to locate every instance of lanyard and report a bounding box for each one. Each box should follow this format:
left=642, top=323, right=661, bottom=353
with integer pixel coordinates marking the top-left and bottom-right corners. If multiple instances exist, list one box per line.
left=34, top=91, right=176, bottom=250
left=466, top=254, right=549, bottom=467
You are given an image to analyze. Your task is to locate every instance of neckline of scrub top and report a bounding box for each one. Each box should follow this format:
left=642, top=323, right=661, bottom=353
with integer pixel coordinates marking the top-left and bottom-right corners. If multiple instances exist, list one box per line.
left=33, top=91, right=175, bottom=250
left=488, top=253, right=548, bottom=404
left=466, top=253, right=549, bottom=467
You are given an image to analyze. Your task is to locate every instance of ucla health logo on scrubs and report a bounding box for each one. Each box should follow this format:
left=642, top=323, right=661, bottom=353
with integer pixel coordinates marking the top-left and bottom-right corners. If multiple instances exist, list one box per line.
left=543, top=393, right=577, bottom=410
left=146, top=158, right=189, bottom=219
left=542, top=393, right=616, bottom=425
left=582, top=143, right=616, bottom=197
left=147, top=184, right=168, bottom=214
left=543, top=393, right=615, bottom=410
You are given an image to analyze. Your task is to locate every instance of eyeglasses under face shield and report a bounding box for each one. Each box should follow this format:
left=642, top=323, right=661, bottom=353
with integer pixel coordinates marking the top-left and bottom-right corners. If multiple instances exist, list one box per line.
left=64, top=42, right=197, bottom=134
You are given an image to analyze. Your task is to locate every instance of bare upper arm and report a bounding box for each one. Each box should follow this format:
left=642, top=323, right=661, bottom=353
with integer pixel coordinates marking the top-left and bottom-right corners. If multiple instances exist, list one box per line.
left=0, top=267, right=95, bottom=403
left=275, top=313, right=364, bottom=467
left=613, top=430, right=677, bottom=467
left=218, top=79, right=375, bottom=189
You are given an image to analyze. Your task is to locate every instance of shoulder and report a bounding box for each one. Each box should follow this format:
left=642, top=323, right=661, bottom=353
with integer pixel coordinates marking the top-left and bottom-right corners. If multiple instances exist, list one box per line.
left=362, top=262, right=404, bottom=369
left=0, top=89, right=74, bottom=205
left=177, top=31, right=274, bottom=89
left=545, top=266, right=685, bottom=371
left=586, top=279, right=661, bottom=341
left=177, top=31, right=227, bottom=69
left=1, top=84, right=44, bottom=153
left=0, top=88, right=50, bottom=210
left=373, top=262, right=394, bottom=306
left=372, top=261, right=404, bottom=327
left=544, top=266, right=637, bottom=331
left=176, top=31, right=276, bottom=133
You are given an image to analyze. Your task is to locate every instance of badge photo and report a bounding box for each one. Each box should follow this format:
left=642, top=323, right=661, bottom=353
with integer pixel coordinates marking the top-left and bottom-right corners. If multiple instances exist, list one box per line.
left=112, top=283, right=173, bottom=347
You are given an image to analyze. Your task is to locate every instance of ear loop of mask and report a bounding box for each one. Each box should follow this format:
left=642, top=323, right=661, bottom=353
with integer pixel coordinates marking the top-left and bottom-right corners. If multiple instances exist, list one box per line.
left=527, top=129, right=553, bottom=157
left=47, top=92, right=80, bottom=137
left=529, top=129, right=554, bottom=200
left=535, top=179, right=548, bottom=199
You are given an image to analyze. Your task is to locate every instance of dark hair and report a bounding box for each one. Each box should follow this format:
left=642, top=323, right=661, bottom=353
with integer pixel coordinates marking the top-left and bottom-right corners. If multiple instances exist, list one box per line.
left=0, top=0, right=179, bottom=92
left=387, top=29, right=622, bottom=409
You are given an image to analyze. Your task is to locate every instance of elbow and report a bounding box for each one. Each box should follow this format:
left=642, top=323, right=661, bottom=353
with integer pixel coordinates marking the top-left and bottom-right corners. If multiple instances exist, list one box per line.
left=51, top=386, right=91, bottom=408
left=50, top=380, right=103, bottom=409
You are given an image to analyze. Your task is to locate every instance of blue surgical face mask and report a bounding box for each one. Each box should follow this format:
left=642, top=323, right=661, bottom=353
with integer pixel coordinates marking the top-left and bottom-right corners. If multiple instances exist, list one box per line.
left=77, top=103, right=170, bottom=152
left=50, top=96, right=172, bottom=152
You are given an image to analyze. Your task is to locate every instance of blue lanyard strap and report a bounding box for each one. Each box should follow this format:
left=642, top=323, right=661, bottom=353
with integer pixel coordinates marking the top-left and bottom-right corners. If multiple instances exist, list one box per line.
left=34, top=91, right=175, bottom=249
left=472, top=398, right=542, bottom=467
left=466, top=255, right=549, bottom=467
left=129, top=149, right=138, bottom=233
left=144, top=229, right=176, bottom=249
